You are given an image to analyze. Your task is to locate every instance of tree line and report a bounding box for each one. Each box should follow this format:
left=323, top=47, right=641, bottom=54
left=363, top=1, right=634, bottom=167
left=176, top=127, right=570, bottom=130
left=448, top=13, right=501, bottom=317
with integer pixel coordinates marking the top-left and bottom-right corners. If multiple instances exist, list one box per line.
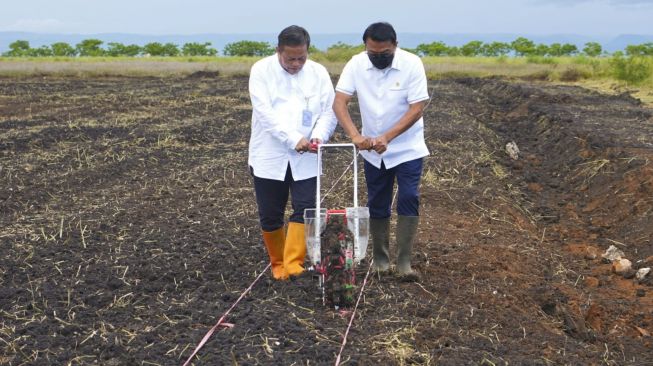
left=2, top=39, right=219, bottom=57
left=2, top=37, right=653, bottom=58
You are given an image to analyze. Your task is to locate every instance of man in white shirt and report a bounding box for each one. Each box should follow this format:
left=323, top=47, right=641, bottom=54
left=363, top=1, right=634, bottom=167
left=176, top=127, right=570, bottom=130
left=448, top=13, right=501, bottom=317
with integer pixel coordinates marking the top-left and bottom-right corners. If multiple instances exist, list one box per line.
left=333, top=22, right=429, bottom=281
left=249, top=25, right=337, bottom=280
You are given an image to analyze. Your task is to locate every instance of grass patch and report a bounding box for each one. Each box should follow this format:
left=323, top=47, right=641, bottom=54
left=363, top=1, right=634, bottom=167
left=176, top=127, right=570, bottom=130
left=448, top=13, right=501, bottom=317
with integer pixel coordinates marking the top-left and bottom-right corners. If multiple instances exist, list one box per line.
left=1, top=56, right=652, bottom=101
left=0, top=56, right=259, bottom=77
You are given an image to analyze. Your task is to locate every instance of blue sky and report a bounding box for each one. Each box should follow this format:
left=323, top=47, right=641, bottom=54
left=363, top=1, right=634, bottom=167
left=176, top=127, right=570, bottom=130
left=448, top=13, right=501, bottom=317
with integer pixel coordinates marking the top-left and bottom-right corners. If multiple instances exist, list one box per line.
left=1, top=0, right=652, bottom=35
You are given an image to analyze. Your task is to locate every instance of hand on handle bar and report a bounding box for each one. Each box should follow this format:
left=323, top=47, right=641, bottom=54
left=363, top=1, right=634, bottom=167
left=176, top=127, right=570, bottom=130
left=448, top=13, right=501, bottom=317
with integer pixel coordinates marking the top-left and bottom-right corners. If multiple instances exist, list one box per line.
left=352, top=135, right=387, bottom=154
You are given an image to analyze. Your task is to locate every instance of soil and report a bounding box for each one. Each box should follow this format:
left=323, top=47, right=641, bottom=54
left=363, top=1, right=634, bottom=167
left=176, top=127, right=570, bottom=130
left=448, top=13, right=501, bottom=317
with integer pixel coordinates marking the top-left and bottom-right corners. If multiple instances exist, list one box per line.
left=1, top=74, right=652, bottom=365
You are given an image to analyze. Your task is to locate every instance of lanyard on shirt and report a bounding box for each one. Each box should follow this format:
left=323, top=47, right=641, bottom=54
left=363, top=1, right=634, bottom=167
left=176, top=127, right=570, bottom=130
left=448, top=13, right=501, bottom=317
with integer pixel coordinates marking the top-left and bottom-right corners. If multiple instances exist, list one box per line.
left=291, top=74, right=314, bottom=128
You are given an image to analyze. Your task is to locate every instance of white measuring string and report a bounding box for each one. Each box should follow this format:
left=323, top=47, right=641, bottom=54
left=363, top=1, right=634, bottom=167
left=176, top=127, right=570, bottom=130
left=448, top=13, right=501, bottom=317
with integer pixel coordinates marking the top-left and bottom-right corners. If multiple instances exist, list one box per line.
left=184, top=147, right=361, bottom=365
left=334, top=258, right=374, bottom=366
left=320, top=150, right=361, bottom=204
left=182, top=263, right=271, bottom=366
left=184, top=147, right=373, bottom=365
left=333, top=83, right=438, bottom=364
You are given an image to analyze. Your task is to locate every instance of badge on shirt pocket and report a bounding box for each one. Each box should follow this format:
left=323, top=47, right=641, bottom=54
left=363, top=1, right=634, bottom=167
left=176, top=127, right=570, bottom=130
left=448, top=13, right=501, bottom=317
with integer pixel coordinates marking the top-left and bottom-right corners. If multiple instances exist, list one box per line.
left=302, top=109, right=313, bottom=127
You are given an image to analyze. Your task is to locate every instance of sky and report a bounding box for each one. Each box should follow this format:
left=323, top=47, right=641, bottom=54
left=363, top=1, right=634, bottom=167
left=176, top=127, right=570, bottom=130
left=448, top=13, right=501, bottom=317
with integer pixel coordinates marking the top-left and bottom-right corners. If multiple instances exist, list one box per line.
left=1, top=0, right=652, bottom=36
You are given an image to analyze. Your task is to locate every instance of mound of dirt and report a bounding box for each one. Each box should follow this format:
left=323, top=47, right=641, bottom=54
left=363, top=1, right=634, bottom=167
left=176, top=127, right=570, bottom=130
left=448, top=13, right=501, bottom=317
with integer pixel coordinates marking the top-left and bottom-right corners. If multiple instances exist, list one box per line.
left=186, top=70, right=220, bottom=79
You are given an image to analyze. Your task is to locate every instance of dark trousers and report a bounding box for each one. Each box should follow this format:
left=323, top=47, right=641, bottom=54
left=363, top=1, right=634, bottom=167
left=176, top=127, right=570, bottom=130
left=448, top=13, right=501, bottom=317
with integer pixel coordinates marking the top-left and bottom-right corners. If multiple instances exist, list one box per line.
left=364, top=158, right=423, bottom=219
left=252, top=165, right=316, bottom=232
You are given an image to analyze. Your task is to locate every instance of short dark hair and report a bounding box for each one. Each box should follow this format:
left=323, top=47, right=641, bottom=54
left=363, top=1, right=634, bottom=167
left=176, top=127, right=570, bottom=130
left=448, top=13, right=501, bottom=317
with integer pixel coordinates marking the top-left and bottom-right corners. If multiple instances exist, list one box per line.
left=278, top=25, right=311, bottom=49
left=362, top=22, right=397, bottom=44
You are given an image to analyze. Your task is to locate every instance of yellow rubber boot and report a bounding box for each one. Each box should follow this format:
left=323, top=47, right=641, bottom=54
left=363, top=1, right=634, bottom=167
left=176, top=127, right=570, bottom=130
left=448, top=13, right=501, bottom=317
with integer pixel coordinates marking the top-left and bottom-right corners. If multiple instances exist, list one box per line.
left=284, top=222, right=306, bottom=277
left=262, top=227, right=288, bottom=280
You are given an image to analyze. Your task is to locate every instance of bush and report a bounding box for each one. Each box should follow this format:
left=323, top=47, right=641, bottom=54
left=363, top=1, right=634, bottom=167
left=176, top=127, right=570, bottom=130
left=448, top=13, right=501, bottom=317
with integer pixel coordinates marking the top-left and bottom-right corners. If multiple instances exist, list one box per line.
left=572, top=55, right=604, bottom=76
left=559, top=67, right=588, bottom=82
left=526, top=56, right=558, bottom=65
left=610, top=55, right=652, bottom=84
left=496, top=55, right=508, bottom=64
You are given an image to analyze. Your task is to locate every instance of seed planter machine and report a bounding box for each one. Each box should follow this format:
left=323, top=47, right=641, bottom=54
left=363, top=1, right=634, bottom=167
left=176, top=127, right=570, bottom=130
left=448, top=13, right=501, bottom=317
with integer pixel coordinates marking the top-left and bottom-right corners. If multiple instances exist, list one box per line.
left=304, top=143, right=370, bottom=310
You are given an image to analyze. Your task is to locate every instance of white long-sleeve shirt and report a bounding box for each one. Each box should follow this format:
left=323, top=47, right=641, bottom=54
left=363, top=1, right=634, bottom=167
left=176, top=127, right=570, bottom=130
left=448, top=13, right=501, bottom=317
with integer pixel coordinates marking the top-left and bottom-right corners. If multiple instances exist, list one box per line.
left=248, top=55, right=337, bottom=181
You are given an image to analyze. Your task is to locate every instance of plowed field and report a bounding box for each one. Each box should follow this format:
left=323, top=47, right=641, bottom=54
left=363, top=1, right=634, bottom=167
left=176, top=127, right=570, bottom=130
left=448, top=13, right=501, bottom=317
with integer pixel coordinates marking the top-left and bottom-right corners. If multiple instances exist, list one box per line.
left=1, top=74, right=652, bottom=365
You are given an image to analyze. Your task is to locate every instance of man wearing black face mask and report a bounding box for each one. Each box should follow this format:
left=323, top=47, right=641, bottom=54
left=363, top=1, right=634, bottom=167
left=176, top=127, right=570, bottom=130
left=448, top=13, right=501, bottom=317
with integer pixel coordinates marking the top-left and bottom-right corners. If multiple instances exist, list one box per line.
left=333, top=22, right=429, bottom=281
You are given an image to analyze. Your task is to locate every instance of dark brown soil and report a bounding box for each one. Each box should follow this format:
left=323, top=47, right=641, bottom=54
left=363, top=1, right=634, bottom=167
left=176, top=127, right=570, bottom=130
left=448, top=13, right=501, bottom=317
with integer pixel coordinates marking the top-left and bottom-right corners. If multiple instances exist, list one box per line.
left=1, top=75, right=652, bottom=365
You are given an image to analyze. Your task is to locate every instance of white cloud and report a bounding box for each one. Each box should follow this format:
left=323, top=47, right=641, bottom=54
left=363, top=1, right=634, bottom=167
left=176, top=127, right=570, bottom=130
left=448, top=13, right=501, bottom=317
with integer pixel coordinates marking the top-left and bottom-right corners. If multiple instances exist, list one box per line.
left=1, top=18, right=66, bottom=32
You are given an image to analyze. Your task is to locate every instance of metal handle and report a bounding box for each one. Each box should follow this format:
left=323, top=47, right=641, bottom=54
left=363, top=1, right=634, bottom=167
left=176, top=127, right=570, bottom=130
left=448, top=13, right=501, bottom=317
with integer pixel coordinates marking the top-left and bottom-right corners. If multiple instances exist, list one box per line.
left=315, top=143, right=358, bottom=249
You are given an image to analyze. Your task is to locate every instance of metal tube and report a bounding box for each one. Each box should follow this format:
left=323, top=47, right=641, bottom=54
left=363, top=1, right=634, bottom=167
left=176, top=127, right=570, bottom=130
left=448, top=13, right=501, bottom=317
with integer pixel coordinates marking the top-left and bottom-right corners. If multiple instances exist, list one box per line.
left=316, top=146, right=322, bottom=253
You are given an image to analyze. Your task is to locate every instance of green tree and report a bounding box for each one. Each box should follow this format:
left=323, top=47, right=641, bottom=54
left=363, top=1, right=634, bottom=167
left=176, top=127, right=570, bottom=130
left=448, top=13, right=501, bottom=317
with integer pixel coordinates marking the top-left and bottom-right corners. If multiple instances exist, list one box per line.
left=511, top=37, right=535, bottom=56
left=560, top=43, right=578, bottom=56
left=27, top=45, right=53, bottom=57
left=143, top=42, right=164, bottom=56
left=76, top=39, right=105, bottom=56
left=106, top=42, right=141, bottom=57
left=447, top=46, right=461, bottom=56
left=143, top=42, right=179, bottom=56
left=5, top=40, right=31, bottom=56
left=182, top=42, right=217, bottom=56
left=481, top=42, right=511, bottom=57
left=107, top=42, right=126, bottom=57
left=122, top=44, right=142, bottom=57
left=583, top=42, right=602, bottom=57
left=460, top=40, right=484, bottom=57
left=223, top=40, right=274, bottom=56
left=162, top=43, right=180, bottom=56
left=51, top=42, right=76, bottom=57
left=415, top=41, right=449, bottom=56
left=547, top=43, right=563, bottom=57
left=534, top=44, right=550, bottom=56
left=625, top=43, right=653, bottom=56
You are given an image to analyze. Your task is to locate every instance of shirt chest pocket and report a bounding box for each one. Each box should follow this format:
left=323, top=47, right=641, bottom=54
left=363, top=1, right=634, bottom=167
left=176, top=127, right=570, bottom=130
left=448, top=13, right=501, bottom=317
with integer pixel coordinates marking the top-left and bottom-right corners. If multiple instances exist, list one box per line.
left=387, top=86, right=408, bottom=103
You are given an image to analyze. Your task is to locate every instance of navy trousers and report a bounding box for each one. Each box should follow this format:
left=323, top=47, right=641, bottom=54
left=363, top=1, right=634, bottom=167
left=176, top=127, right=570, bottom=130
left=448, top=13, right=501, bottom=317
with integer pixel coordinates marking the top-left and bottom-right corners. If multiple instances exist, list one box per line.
left=364, top=158, right=423, bottom=219
left=252, top=165, right=316, bottom=232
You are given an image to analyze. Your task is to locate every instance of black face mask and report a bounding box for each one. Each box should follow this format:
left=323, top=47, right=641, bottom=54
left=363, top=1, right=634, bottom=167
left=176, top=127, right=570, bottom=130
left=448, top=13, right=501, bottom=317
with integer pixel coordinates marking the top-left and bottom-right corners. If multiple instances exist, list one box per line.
left=368, top=52, right=394, bottom=69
